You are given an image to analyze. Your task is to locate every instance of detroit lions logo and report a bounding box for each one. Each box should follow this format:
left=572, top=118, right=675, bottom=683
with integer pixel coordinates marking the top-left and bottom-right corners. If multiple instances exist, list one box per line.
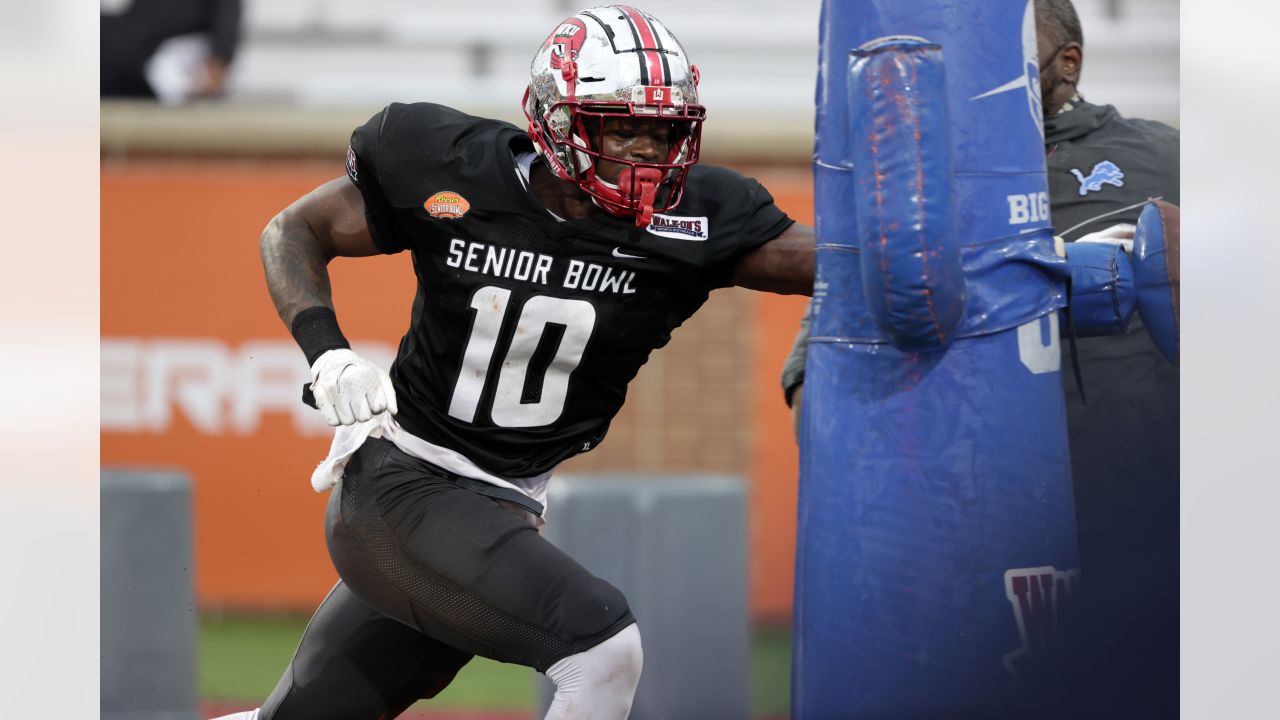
left=1070, top=160, right=1125, bottom=196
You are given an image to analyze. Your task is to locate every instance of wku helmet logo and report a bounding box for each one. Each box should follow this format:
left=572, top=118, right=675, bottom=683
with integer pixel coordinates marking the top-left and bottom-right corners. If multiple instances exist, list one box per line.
left=545, top=19, right=587, bottom=71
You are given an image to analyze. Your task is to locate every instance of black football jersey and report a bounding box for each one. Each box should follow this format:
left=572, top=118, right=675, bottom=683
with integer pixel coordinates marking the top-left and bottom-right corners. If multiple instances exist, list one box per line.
left=347, top=102, right=793, bottom=478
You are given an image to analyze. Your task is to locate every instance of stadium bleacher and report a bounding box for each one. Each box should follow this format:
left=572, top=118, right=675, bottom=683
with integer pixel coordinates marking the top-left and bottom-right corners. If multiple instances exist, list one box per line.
left=231, top=0, right=1177, bottom=121
left=102, top=0, right=1177, bottom=160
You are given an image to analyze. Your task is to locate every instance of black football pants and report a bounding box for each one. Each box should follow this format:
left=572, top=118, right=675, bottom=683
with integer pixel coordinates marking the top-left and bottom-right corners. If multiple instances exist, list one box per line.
left=260, top=437, right=634, bottom=720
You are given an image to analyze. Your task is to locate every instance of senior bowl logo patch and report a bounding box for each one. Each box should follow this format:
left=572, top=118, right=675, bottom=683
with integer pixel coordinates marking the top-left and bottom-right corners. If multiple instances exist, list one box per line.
left=425, top=191, right=470, bottom=219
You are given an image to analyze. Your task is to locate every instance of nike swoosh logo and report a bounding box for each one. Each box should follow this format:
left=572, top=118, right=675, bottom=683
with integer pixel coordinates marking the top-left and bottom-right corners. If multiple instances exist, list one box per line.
left=612, top=247, right=645, bottom=259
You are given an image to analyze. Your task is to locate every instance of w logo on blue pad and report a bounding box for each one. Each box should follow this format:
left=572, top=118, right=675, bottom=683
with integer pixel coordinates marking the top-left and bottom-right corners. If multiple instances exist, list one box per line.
left=1070, top=160, right=1125, bottom=196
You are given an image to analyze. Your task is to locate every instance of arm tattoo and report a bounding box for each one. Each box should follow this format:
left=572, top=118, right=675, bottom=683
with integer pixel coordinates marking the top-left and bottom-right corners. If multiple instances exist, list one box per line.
left=260, top=211, right=335, bottom=329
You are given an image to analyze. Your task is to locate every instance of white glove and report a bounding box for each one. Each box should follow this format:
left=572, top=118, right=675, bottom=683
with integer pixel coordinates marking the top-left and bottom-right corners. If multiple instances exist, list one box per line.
left=309, top=348, right=398, bottom=426
left=1073, top=223, right=1136, bottom=254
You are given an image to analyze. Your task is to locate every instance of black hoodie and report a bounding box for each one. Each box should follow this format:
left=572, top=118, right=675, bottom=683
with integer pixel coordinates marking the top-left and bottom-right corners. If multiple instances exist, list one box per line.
left=1045, top=99, right=1180, bottom=239
left=1045, top=99, right=1180, bottom=719
left=1046, top=100, right=1180, bottom=545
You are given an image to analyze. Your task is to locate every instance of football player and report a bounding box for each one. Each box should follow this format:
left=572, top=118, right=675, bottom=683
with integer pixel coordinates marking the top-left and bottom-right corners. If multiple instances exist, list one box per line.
left=215, top=5, right=813, bottom=719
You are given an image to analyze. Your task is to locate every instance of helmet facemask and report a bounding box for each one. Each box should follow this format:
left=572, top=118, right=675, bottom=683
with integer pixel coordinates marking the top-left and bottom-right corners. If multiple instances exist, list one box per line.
left=557, top=100, right=703, bottom=225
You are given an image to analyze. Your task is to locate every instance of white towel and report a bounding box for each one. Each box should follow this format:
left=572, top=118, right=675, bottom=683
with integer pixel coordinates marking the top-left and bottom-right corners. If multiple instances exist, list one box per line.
left=310, top=416, right=386, bottom=492
left=309, top=414, right=554, bottom=512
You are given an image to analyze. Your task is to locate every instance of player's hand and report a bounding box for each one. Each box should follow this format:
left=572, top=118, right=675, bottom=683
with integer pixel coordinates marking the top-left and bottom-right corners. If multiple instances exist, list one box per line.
left=308, top=348, right=398, bottom=426
left=194, top=57, right=230, bottom=98
left=1073, top=223, right=1136, bottom=254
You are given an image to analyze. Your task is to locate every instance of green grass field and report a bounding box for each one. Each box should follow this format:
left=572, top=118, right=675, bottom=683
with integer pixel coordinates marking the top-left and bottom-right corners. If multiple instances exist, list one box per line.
left=201, top=614, right=792, bottom=716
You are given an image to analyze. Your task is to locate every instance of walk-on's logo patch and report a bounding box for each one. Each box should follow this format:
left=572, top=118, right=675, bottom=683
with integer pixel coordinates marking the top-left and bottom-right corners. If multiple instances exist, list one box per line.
left=645, top=214, right=709, bottom=241
left=1070, top=160, right=1125, bottom=196
left=1002, top=565, right=1079, bottom=676
left=425, top=191, right=470, bottom=219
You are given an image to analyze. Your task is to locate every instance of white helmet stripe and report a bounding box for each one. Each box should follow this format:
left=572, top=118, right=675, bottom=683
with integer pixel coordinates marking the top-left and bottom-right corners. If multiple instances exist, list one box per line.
left=608, top=7, right=650, bottom=85
left=618, top=5, right=665, bottom=86
left=643, top=8, right=673, bottom=84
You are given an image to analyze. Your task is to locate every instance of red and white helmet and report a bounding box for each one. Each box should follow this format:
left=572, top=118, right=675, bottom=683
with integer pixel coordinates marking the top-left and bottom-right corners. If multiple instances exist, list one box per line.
left=523, top=5, right=705, bottom=225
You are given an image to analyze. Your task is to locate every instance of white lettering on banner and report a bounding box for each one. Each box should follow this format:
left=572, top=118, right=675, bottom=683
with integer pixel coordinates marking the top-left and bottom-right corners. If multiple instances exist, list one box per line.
left=101, top=340, right=143, bottom=429
left=229, top=341, right=323, bottom=435
left=1006, top=191, right=1049, bottom=225
left=101, top=338, right=397, bottom=436
left=144, top=340, right=229, bottom=434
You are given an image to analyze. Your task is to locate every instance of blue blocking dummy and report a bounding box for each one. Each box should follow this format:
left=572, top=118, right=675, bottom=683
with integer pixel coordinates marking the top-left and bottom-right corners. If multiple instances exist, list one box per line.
left=1132, top=200, right=1180, bottom=364
left=1061, top=199, right=1180, bottom=362
left=794, top=1, right=1079, bottom=715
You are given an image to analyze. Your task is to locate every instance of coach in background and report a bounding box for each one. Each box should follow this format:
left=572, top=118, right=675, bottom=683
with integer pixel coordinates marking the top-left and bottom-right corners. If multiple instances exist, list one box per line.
left=781, top=0, right=1178, bottom=715
left=101, top=0, right=241, bottom=100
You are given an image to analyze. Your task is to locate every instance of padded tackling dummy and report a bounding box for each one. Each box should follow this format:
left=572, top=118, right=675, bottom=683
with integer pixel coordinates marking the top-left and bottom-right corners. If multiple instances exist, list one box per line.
left=1133, top=200, right=1180, bottom=363
left=794, top=1, right=1077, bottom=716
left=1062, top=199, right=1181, bottom=363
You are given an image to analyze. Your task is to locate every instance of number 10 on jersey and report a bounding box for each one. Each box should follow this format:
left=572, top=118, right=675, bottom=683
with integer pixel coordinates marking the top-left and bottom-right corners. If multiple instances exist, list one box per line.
left=448, top=285, right=597, bottom=428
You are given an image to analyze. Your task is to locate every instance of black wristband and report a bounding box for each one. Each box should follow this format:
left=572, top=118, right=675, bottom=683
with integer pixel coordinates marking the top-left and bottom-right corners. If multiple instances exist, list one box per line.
left=290, top=306, right=351, bottom=366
